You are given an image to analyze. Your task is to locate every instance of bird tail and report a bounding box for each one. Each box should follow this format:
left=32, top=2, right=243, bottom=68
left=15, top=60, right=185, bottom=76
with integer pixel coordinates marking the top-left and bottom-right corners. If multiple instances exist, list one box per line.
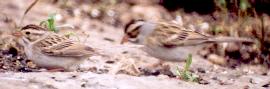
left=207, top=37, right=255, bottom=43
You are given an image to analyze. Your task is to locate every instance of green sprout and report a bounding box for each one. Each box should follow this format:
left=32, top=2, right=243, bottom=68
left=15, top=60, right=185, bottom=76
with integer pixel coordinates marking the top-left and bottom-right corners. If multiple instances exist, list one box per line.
left=212, top=26, right=223, bottom=35
left=47, top=14, right=57, bottom=32
left=240, top=0, right=251, bottom=11
left=217, top=0, right=226, bottom=8
left=64, top=31, right=75, bottom=38
left=40, top=13, right=58, bottom=33
left=176, top=54, right=198, bottom=82
left=215, top=0, right=227, bottom=12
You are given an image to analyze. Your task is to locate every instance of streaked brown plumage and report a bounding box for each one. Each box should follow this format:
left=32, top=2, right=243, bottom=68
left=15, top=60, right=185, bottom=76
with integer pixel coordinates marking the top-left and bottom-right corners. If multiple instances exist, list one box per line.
left=13, top=24, right=95, bottom=71
left=122, top=20, right=254, bottom=61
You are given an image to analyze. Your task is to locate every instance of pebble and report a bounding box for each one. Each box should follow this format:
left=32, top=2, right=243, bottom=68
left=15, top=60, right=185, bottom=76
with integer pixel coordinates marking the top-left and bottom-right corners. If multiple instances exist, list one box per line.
left=249, top=77, right=263, bottom=84
left=197, top=68, right=206, bottom=73
left=207, top=54, right=227, bottom=65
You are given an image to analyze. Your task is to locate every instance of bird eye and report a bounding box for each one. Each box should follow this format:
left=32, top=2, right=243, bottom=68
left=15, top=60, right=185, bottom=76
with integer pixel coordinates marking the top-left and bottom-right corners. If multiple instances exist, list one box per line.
left=128, top=32, right=137, bottom=38
left=25, top=31, right=30, bottom=35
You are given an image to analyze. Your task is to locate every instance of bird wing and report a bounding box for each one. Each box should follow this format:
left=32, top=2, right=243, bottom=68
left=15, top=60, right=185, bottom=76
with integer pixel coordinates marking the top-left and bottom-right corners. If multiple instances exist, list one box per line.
left=41, top=41, right=95, bottom=57
left=151, top=22, right=212, bottom=47
left=33, top=34, right=95, bottom=57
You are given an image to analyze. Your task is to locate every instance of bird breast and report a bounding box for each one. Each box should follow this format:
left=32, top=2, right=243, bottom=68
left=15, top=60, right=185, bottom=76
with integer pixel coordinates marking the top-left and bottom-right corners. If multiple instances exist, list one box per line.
left=143, top=45, right=200, bottom=61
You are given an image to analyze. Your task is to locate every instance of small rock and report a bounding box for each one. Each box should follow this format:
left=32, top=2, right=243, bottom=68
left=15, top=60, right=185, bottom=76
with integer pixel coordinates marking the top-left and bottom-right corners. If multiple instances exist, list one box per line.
left=157, top=74, right=170, bottom=79
left=103, top=37, right=115, bottom=42
left=26, top=60, right=37, bottom=68
left=211, top=76, right=218, bottom=80
left=243, top=85, right=250, bottom=89
left=198, top=79, right=209, bottom=85
left=249, top=78, right=263, bottom=84
left=207, top=54, right=227, bottom=65
left=261, top=72, right=267, bottom=76
left=225, top=43, right=240, bottom=52
left=105, top=60, right=115, bottom=64
left=225, top=43, right=242, bottom=59
left=197, top=68, right=206, bottom=73
left=199, top=22, right=209, bottom=31
left=262, top=83, right=270, bottom=88
left=81, top=83, right=86, bottom=88
left=122, top=51, right=128, bottom=54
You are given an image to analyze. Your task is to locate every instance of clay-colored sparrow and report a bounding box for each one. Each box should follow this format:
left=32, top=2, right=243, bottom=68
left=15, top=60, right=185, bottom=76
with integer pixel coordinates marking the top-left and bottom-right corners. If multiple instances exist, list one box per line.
left=13, top=24, right=95, bottom=71
left=121, top=20, right=254, bottom=62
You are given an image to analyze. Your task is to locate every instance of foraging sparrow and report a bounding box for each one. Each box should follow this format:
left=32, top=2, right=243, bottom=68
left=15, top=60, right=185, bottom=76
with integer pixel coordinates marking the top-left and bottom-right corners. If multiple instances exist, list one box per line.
left=121, top=20, right=254, bottom=62
left=13, top=24, right=95, bottom=71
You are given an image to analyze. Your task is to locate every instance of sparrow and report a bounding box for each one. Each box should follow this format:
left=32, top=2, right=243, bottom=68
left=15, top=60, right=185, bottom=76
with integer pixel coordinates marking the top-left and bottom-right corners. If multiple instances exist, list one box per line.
left=121, top=20, right=254, bottom=62
left=12, top=24, right=96, bottom=71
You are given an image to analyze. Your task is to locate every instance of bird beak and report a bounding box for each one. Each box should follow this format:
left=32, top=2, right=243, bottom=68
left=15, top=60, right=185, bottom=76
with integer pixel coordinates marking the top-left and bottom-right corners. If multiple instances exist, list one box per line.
left=12, top=31, right=22, bottom=37
left=121, top=35, right=129, bottom=44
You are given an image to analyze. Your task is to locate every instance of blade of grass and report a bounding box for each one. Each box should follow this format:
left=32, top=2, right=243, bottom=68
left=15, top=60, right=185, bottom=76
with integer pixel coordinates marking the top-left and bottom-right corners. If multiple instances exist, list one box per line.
left=19, top=0, right=39, bottom=27
left=64, top=32, right=75, bottom=38
left=180, top=54, right=199, bottom=82
left=184, top=54, right=192, bottom=71
left=47, top=13, right=57, bottom=32
left=176, top=66, right=181, bottom=76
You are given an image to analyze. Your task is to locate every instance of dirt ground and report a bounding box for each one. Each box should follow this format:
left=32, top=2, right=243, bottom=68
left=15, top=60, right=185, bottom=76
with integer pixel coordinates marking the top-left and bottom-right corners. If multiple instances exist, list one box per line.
left=0, top=0, right=270, bottom=89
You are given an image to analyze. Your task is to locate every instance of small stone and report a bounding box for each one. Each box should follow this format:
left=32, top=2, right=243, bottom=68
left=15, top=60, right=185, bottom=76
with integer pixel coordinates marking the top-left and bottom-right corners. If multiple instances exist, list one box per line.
left=81, top=83, right=86, bottom=88
left=26, top=61, right=37, bottom=68
left=198, top=79, right=209, bottom=85
left=211, top=76, right=218, bottom=80
left=105, top=60, right=115, bottom=64
left=197, top=68, right=206, bottom=73
left=157, top=74, right=170, bottom=79
left=72, top=75, right=77, bottom=78
left=225, top=43, right=240, bottom=52
left=122, top=51, right=128, bottom=54
left=103, top=37, right=115, bottom=42
left=221, top=71, right=228, bottom=74
left=51, top=77, right=56, bottom=79
left=262, top=83, right=270, bottom=88
left=261, top=72, right=267, bottom=76
left=241, top=52, right=250, bottom=60
left=249, top=78, right=263, bottom=84
left=207, top=54, right=227, bottom=65
left=29, top=84, right=40, bottom=89
left=243, top=85, right=249, bottom=89
left=199, top=22, right=210, bottom=31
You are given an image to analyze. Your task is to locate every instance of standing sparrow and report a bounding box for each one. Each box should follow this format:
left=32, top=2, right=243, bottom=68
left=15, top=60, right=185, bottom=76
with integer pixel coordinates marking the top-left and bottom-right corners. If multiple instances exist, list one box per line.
left=121, top=20, right=254, bottom=62
left=13, top=24, right=96, bottom=71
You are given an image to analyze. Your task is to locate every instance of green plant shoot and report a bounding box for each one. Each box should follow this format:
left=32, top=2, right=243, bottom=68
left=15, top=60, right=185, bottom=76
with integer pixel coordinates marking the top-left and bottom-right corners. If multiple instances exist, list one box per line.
left=240, top=0, right=251, bottom=11
left=176, top=54, right=198, bottom=82
left=47, top=13, right=58, bottom=32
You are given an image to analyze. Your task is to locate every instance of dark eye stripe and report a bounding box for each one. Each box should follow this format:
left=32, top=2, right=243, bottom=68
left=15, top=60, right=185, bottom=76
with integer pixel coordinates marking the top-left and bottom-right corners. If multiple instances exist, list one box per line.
left=21, top=24, right=47, bottom=31
left=124, top=19, right=144, bottom=33
left=128, top=33, right=136, bottom=38
left=133, top=25, right=142, bottom=32
left=128, top=26, right=141, bottom=38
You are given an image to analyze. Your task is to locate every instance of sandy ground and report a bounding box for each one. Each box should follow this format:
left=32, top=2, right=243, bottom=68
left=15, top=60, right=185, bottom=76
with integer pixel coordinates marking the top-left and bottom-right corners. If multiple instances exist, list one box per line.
left=0, top=0, right=270, bottom=89
left=0, top=72, right=268, bottom=89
